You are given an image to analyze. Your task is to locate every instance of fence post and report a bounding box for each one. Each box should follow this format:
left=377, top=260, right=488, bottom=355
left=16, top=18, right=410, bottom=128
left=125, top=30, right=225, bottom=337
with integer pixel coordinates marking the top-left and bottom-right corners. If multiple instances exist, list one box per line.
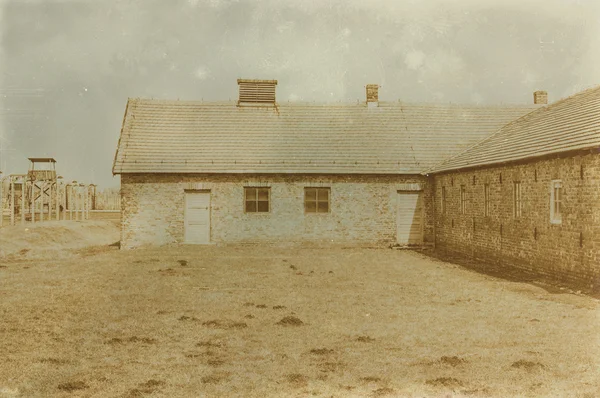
left=10, top=177, right=15, bottom=226
left=48, top=183, right=52, bottom=221
left=74, top=185, right=79, bottom=221
left=86, top=185, right=91, bottom=220
left=68, top=184, right=73, bottom=220
left=32, top=182, right=36, bottom=224
left=0, top=173, right=3, bottom=228
left=21, top=179, right=25, bottom=225
left=40, top=182, right=45, bottom=223
left=55, top=182, right=59, bottom=220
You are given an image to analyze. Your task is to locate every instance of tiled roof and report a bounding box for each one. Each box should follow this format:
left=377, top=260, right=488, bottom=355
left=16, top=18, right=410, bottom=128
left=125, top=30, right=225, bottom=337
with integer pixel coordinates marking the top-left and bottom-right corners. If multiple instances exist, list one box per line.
left=112, top=99, right=538, bottom=175
left=428, top=85, right=600, bottom=173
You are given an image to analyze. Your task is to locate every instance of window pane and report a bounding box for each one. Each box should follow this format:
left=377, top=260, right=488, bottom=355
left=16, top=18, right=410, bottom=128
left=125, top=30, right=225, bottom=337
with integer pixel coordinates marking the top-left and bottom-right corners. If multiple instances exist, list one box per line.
left=245, top=188, right=256, bottom=200
left=318, top=188, right=329, bottom=200
left=305, top=201, right=317, bottom=213
left=257, top=201, right=269, bottom=212
left=317, top=201, right=329, bottom=213
left=258, top=189, right=269, bottom=201
left=245, top=201, right=256, bottom=213
left=305, top=188, right=316, bottom=201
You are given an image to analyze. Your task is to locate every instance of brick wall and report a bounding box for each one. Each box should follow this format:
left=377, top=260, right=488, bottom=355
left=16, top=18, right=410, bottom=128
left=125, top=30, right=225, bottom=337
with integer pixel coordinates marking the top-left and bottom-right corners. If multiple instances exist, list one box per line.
left=433, top=152, right=600, bottom=287
left=120, top=174, right=433, bottom=249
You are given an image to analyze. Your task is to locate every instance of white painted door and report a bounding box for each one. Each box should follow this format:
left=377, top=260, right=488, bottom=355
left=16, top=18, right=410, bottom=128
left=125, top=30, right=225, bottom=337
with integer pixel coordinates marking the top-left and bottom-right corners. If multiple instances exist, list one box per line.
left=396, top=192, right=423, bottom=245
left=185, top=192, right=211, bottom=244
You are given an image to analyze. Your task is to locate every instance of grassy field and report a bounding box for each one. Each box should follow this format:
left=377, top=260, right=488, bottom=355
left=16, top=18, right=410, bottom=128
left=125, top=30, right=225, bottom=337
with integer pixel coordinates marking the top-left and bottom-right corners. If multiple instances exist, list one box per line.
left=1, top=225, right=599, bottom=397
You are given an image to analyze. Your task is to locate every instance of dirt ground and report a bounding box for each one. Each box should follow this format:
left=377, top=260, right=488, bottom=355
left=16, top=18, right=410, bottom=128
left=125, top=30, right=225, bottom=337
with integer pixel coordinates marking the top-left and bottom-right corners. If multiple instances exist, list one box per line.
left=0, top=227, right=599, bottom=397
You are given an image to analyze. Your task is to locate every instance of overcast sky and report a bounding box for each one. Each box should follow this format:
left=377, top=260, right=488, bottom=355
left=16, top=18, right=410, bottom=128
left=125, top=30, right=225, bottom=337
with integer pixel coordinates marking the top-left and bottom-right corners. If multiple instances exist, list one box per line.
left=1, top=0, right=599, bottom=188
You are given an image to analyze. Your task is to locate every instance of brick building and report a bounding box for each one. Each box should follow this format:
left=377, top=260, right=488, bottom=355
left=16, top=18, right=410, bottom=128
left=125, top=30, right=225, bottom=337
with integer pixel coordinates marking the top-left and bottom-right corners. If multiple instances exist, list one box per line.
left=112, top=79, right=537, bottom=249
left=428, top=86, right=600, bottom=287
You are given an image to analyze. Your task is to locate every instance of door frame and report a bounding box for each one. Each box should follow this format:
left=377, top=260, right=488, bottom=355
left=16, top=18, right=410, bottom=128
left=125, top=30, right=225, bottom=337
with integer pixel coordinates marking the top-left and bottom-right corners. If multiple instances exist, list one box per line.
left=184, top=189, right=211, bottom=244
left=396, top=189, right=424, bottom=246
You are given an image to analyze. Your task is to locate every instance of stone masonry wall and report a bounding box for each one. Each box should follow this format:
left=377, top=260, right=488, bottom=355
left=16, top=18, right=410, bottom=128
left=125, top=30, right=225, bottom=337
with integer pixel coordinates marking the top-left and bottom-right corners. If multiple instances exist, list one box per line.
left=433, top=152, right=600, bottom=288
left=120, top=174, right=433, bottom=249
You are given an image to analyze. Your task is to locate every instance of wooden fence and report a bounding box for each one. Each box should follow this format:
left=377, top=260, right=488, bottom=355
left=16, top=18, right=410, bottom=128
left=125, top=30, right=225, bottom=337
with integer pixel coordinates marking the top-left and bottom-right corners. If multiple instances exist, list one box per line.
left=93, top=188, right=121, bottom=211
left=0, top=176, right=121, bottom=226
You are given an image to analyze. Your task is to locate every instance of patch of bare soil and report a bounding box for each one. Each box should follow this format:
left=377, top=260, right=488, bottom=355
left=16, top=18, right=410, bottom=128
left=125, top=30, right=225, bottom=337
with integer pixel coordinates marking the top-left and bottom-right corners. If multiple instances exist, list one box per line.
left=316, top=361, right=344, bottom=373
left=372, top=387, right=395, bottom=396
left=202, top=320, right=247, bottom=329
left=157, top=268, right=178, bottom=275
left=439, top=355, right=468, bottom=366
left=201, top=372, right=230, bottom=384
left=178, top=315, right=199, bottom=321
left=207, top=359, right=226, bottom=367
left=426, top=377, right=464, bottom=388
left=285, top=373, right=308, bottom=388
left=356, top=335, right=375, bottom=343
left=124, top=380, right=166, bottom=398
left=196, top=340, right=224, bottom=348
left=309, top=348, right=334, bottom=355
left=39, top=357, right=69, bottom=365
left=511, top=359, right=545, bottom=371
left=360, top=376, right=382, bottom=383
left=276, top=316, right=304, bottom=326
left=57, top=381, right=88, bottom=392
left=105, top=336, right=157, bottom=345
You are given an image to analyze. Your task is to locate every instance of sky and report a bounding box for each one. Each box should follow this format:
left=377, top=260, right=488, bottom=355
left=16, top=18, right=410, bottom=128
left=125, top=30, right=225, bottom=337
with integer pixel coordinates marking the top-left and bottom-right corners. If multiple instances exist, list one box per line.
left=0, top=0, right=599, bottom=188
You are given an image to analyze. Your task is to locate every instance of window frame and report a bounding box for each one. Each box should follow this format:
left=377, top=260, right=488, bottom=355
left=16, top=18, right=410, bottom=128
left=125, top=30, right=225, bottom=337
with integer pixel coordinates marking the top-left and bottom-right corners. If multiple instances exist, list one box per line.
left=484, top=183, right=490, bottom=217
left=550, top=180, right=562, bottom=224
left=244, top=187, right=271, bottom=213
left=304, top=187, right=331, bottom=214
left=460, top=185, right=466, bottom=214
left=441, top=186, right=447, bottom=215
left=513, top=181, right=522, bottom=218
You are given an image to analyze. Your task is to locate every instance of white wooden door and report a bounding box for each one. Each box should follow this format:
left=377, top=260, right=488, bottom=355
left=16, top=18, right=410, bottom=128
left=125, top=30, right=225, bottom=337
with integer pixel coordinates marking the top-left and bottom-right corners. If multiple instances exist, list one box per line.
left=185, top=192, right=211, bottom=244
left=396, top=192, right=423, bottom=245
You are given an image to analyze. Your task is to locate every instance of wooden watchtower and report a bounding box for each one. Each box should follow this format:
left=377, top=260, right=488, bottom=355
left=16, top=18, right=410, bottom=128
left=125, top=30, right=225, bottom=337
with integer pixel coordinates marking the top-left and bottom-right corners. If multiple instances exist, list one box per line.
left=27, top=158, right=57, bottom=182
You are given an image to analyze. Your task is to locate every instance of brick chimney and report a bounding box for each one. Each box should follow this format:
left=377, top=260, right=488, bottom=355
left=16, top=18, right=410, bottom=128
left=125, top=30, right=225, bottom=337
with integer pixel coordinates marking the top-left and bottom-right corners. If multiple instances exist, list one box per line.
left=237, top=79, right=277, bottom=105
left=533, top=90, right=548, bottom=105
left=366, top=84, right=379, bottom=108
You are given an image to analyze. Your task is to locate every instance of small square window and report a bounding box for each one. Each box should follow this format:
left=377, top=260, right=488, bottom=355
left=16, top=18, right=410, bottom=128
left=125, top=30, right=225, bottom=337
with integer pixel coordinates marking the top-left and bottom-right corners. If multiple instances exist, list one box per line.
left=305, top=187, right=330, bottom=213
left=245, top=187, right=270, bottom=213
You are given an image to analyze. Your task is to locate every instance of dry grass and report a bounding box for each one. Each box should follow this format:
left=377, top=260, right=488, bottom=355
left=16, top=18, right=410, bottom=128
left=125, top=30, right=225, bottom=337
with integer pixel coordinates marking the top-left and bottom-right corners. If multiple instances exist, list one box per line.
left=0, top=238, right=599, bottom=397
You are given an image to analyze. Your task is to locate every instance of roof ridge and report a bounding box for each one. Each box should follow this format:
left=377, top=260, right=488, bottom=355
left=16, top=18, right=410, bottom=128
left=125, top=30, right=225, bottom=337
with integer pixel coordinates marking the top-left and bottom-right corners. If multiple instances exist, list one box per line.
left=422, top=106, right=541, bottom=174
left=426, top=84, right=600, bottom=173
left=129, top=97, right=539, bottom=109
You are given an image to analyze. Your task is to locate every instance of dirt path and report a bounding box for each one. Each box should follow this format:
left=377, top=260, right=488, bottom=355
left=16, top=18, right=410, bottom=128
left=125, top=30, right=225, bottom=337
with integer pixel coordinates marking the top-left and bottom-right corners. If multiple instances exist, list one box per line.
left=0, top=246, right=598, bottom=397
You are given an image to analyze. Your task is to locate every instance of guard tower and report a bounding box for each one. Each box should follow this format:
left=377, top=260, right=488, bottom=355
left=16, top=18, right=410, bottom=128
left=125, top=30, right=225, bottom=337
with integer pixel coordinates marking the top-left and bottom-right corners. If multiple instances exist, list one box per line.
left=27, top=158, right=57, bottom=182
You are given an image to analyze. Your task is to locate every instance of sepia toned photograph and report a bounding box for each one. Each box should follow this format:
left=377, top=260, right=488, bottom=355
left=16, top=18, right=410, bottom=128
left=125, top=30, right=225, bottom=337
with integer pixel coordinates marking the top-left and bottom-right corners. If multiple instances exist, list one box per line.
left=0, top=0, right=599, bottom=397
